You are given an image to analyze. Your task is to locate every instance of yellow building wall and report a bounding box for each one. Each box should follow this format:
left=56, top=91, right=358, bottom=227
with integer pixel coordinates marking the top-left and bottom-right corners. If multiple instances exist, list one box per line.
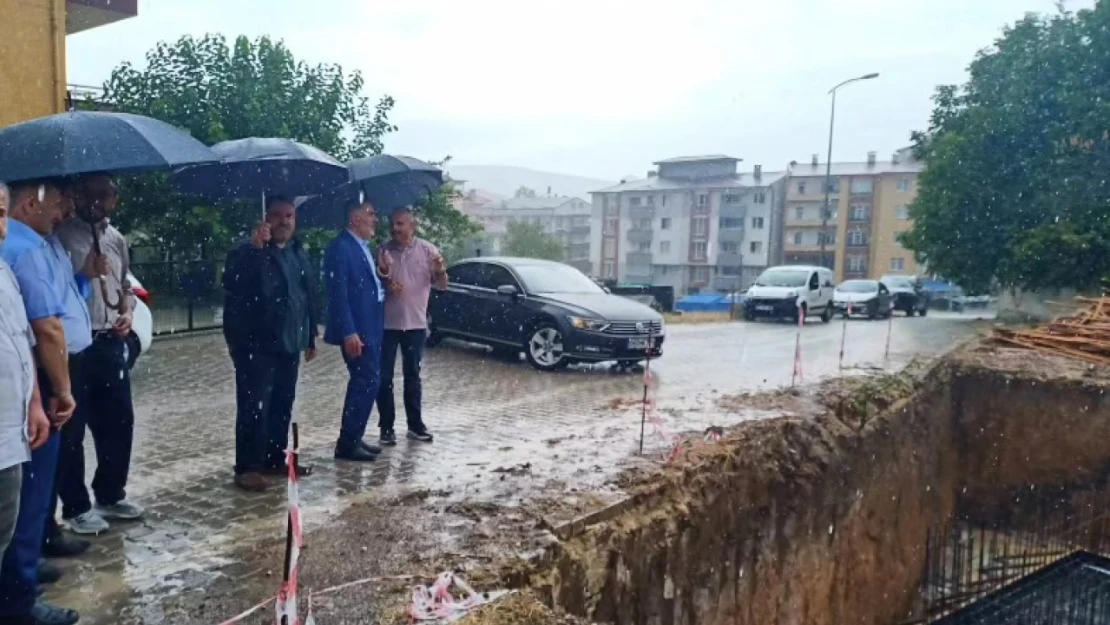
left=870, top=174, right=921, bottom=278
left=832, top=181, right=851, bottom=282
left=0, top=0, right=66, bottom=128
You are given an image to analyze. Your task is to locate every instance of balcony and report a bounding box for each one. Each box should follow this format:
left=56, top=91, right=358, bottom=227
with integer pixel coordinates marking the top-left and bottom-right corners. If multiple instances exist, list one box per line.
left=718, top=228, right=745, bottom=243
left=717, top=252, right=743, bottom=266
left=625, top=270, right=653, bottom=284
left=628, top=206, right=655, bottom=220
left=626, top=251, right=653, bottom=266
left=627, top=228, right=653, bottom=244
left=714, top=275, right=742, bottom=292
left=67, top=0, right=138, bottom=34
left=784, top=242, right=824, bottom=253
left=719, top=203, right=747, bottom=219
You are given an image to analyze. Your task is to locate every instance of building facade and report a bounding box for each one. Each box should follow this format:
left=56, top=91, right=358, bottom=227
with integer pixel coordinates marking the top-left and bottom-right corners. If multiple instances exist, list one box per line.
left=468, top=195, right=593, bottom=273
left=590, top=156, right=786, bottom=295
left=781, top=149, right=923, bottom=281
left=0, top=0, right=136, bottom=128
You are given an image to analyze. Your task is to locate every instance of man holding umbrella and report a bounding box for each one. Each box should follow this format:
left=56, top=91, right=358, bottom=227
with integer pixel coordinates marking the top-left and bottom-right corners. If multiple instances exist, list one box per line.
left=222, top=196, right=319, bottom=492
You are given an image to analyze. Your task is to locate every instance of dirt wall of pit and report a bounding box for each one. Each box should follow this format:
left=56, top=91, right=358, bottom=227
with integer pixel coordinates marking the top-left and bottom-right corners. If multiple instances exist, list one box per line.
left=533, top=351, right=1110, bottom=625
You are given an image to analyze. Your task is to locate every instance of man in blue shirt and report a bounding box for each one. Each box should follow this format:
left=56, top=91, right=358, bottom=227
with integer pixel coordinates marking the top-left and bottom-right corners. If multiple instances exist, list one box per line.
left=0, top=178, right=83, bottom=625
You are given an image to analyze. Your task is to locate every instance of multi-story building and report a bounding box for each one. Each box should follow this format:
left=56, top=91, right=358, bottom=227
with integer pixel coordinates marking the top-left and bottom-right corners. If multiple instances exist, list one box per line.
left=781, top=149, right=923, bottom=281
left=590, top=156, right=786, bottom=294
left=1, top=0, right=137, bottom=127
left=469, top=195, right=593, bottom=273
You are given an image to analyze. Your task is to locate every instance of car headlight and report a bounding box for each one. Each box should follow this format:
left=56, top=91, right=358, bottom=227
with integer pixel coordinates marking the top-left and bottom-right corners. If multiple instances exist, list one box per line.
left=567, top=315, right=610, bottom=331
left=786, top=291, right=797, bottom=299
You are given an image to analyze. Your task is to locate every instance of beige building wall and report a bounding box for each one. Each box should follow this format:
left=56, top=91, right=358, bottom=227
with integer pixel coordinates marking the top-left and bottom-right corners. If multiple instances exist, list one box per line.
left=870, top=173, right=921, bottom=278
left=0, top=0, right=67, bottom=128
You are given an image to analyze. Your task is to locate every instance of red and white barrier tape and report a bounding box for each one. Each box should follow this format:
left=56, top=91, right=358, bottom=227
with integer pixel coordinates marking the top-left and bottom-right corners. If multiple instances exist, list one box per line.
left=275, top=424, right=304, bottom=625
left=409, top=572, right=511, bottom=622
left=641, top=369, right=722, bottom=464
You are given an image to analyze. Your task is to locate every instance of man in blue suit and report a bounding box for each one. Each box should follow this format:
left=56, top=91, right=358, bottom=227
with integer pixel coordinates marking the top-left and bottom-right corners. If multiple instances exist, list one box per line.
left=323, top=201, right=391, bottom=462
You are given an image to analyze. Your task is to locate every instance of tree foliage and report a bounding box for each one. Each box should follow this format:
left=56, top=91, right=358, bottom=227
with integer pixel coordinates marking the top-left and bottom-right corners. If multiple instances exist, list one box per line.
left=900, top=4, right=1110, bottom=292
left=502, top=220, right=565, bottom=261
left=100, top=34, right=397, bottom=259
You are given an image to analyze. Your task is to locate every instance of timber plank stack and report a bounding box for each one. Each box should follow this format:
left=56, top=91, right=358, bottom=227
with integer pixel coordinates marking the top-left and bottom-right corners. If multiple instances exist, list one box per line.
left=993, top=297, right=1110, bottom=366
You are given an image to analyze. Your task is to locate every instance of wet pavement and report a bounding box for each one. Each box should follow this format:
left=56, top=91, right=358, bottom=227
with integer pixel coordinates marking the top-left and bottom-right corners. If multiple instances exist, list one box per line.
left=44, top=312, right=988, bottom=623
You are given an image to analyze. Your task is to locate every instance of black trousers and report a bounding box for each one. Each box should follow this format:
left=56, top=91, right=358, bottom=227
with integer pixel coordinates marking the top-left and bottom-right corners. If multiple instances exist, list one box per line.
left=52, top=335, right=135, bottom=522
left=376, top=329, right=427, bottom=433
left=229, top=346, right=300, bottom=474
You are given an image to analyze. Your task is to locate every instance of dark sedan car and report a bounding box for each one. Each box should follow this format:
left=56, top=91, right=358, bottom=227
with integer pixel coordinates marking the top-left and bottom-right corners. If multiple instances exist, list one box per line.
left=428, top=257, right=665, bottom=371
left=880, top=274, right=930, bottom=316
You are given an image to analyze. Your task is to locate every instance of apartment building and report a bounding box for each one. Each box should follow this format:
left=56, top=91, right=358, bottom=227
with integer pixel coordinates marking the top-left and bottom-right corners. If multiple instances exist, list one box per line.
left=590, top=155, right=786, bottom=294
left=782, top=148, right=923, bottom=282
left=469, top=195, right=593, bottom=273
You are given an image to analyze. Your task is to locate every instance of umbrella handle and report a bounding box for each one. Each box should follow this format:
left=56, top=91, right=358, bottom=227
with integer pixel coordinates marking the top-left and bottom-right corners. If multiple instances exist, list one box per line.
left=90, top=227, right=123, bottom=312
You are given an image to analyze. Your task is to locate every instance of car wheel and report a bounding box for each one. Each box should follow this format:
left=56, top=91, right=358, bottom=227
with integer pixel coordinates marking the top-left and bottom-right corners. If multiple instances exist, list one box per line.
left=426, top=328, right=443, bottom=347
left=524, top=323, right=569, bottom=371
left=918, top=306, right=928, bottom=317
left=820, top=306, right=833, bottom=323
left=868, top=305, right=879, bottom=320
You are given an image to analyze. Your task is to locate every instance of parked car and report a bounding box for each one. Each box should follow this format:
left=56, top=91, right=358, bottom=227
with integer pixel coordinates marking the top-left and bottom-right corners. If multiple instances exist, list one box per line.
left=880, top=274, right=929, bottom=316
left=743, top=265, right=835, bottom=323
left=428, top=257, right=665, bottom=371
left=127, top=271, right=153, bottom=367
left=833, top=280, right=893, bottom=319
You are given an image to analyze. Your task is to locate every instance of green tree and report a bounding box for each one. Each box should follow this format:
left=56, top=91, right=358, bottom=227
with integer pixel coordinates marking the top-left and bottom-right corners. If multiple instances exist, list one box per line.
left=514, top=186, right=537, bottom=199
left=502, top=220, right=565, bottom=261
left=99, top=34, right=397, bottom=259
left=900, top=4, right=1110, bottom=292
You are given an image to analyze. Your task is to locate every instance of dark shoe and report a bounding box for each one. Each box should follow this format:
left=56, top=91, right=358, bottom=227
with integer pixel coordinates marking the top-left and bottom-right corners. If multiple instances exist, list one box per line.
left=30, top=601, right=79, bottom=625
left=359, top=440, right=383, bottom=455
left=334, top=442, right=377, bottom=462
left=37, top=561, right=63, bottom=585
left=407, top=429, right=434, bottom=443
left=42, top=534, right=89, bottom=559
left=379, top=430, right=397, bottom=447
left=261, top=463, right=313, bottom=478
left=233, top=472, right=268, bottom=492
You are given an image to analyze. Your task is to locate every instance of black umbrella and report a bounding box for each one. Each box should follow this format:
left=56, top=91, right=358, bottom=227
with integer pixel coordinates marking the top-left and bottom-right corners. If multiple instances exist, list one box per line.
left=0, top=111, right=218, bottom=183
left=171, top=137, right=349, bottom=217
left=297, top=154, right=444, bottom=226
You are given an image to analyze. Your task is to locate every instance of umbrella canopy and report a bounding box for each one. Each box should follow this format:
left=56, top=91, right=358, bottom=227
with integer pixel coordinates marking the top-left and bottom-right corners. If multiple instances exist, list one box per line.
left=297, top=154, right=444, bottom=226
left=0, top=111, right=218, bottom=183
left=171, top=137, right=349, bottom=200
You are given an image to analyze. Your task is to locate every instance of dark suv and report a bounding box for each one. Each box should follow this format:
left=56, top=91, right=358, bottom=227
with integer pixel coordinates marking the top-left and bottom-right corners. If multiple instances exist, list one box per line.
left=428, top=257, right=665, bottom=371
left=880, top=274, right=930, bottom=316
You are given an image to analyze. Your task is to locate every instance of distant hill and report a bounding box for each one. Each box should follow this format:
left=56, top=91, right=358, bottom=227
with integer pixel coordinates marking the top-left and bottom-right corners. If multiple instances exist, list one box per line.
left=448, top=165, right=615, bottom=201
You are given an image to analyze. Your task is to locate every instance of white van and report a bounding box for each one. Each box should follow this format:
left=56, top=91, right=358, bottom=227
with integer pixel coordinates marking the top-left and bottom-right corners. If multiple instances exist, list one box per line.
left=742, top=265, right=835, bottom=323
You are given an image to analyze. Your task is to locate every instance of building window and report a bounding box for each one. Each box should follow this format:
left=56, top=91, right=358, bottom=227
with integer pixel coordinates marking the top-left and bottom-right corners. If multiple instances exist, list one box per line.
left=826, top=179, right=840, bottom=193
left=721, top=242, right=739, bottom=253
left=633, top=218, right=651, bottom=230
left=604, top=217, right=618, bottom=235
left=692, top=241, right=708, bottom=260
left=605, top=197, right=619, bottom=214
left=754, top=192, right=766, bottom=204
left=751, top=216, right=765, bottom=229
left=898, top=177, right=911, bottom=192
left=646, top=195, right=655, bottom=206
left=724, top=194, right=741, bottom=204
left=850, top=179, right=873, bottom=194
left=630, top=196, right=642, bottom=207
left=848, top=230, right=867, bottom=246
left=660, top=241, right=671, bottom=254
left=750, top=241, right=763, bottom=254
left=721, top=266, right=742, bottom=276
left=661, top=217, right=672, bottom=230
left=848, top=256, right=867, bottom=272
left=795, top=206, right=804, bottom=220
left=697, top=194, right=709, bottom=207
left=819, top=231, right=836, bottom=245
left=720, top=217, right=744, bottom=230
left=603, top=239, right=616, bottom=257
left=692, top=216, right=709, bottom=236
left=797, top=181, right=807, bottom=195
left=691, top=266, right=710, bottom=282
left=636, top=241, right=651, bottom=252
left=792, top=232, right=803, bottom=245
left=850, top=205, right=869, bottom=221
left=602, top=261, right=615, bottom=278
left=661, top=195, right=667, bottom=206
left=895, top=205, right=910, bottom=220
left=890, top=257, right=906, bottom=271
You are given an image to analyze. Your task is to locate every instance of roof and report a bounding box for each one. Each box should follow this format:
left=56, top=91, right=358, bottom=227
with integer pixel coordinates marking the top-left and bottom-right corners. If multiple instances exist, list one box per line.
left=788, top=160, right=923, bottom=177
left=496, top=196, right=584, bottom=211
left=592, top=170, right=787, bottom=193
left=654, top=154, right=741, bottom=164
left=456, top=256, right=566, bottom=268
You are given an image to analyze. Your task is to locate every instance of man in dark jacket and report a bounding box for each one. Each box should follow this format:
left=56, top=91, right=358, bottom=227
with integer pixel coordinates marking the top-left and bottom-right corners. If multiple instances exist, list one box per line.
left=222, top=196, right=318, bottom=492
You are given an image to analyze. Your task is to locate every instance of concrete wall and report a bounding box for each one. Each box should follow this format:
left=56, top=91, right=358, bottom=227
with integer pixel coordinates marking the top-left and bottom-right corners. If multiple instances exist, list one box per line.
left=0, top=0, right=67, bottom=128
left=871, top=174, right=920, bottom=278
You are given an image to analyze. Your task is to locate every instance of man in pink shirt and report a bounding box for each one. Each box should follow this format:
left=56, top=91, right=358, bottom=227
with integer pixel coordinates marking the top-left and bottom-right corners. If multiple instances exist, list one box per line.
left=377, top=208, right=447, bottom=445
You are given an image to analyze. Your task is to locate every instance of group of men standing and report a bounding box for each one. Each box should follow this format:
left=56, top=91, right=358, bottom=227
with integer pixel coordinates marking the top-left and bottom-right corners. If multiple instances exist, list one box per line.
left=222, top=198, right=445, bottom=492
left=0, top=174, right=142, bottom=625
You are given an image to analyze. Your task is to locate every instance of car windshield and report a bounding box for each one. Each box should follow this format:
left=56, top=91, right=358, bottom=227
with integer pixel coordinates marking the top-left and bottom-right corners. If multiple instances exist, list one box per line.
left=837, top=280, right=878, bottom=293
left=883, top=276, right=915, bottom=289
left=515, top=264, right=605, bottom=294
left=754, top=269, right=810, bottom=288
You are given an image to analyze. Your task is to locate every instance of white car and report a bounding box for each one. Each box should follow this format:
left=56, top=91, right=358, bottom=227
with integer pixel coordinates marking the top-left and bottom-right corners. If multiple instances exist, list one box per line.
left=127, top=272, right=153, bottom=364
left=743, top=265, right=836, bottom=323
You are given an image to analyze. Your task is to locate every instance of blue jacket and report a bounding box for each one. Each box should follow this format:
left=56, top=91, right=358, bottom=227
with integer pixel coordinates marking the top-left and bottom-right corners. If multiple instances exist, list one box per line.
left=323, top=230, right=384, bottom=347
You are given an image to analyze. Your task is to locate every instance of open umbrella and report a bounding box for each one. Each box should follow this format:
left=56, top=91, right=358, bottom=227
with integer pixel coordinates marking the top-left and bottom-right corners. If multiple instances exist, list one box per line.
left=171, top=137, right=349, bottom=217
left=297, top=154, right=444, bottom=226
left=0, top=111, right=218, bottom=183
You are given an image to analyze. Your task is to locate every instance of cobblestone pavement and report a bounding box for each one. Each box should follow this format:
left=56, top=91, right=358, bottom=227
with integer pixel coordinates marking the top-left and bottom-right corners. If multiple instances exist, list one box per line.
left=44, top=312, right=987, bottom=622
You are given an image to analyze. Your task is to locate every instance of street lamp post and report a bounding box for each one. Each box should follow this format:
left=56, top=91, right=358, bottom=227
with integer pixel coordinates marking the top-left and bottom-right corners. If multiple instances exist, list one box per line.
left=819, top=72, right=879, bottom=271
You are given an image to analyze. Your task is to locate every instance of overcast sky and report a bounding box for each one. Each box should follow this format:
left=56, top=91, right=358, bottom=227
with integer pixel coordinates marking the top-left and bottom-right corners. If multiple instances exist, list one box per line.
left=67, top=0, right=1091, bottom=181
